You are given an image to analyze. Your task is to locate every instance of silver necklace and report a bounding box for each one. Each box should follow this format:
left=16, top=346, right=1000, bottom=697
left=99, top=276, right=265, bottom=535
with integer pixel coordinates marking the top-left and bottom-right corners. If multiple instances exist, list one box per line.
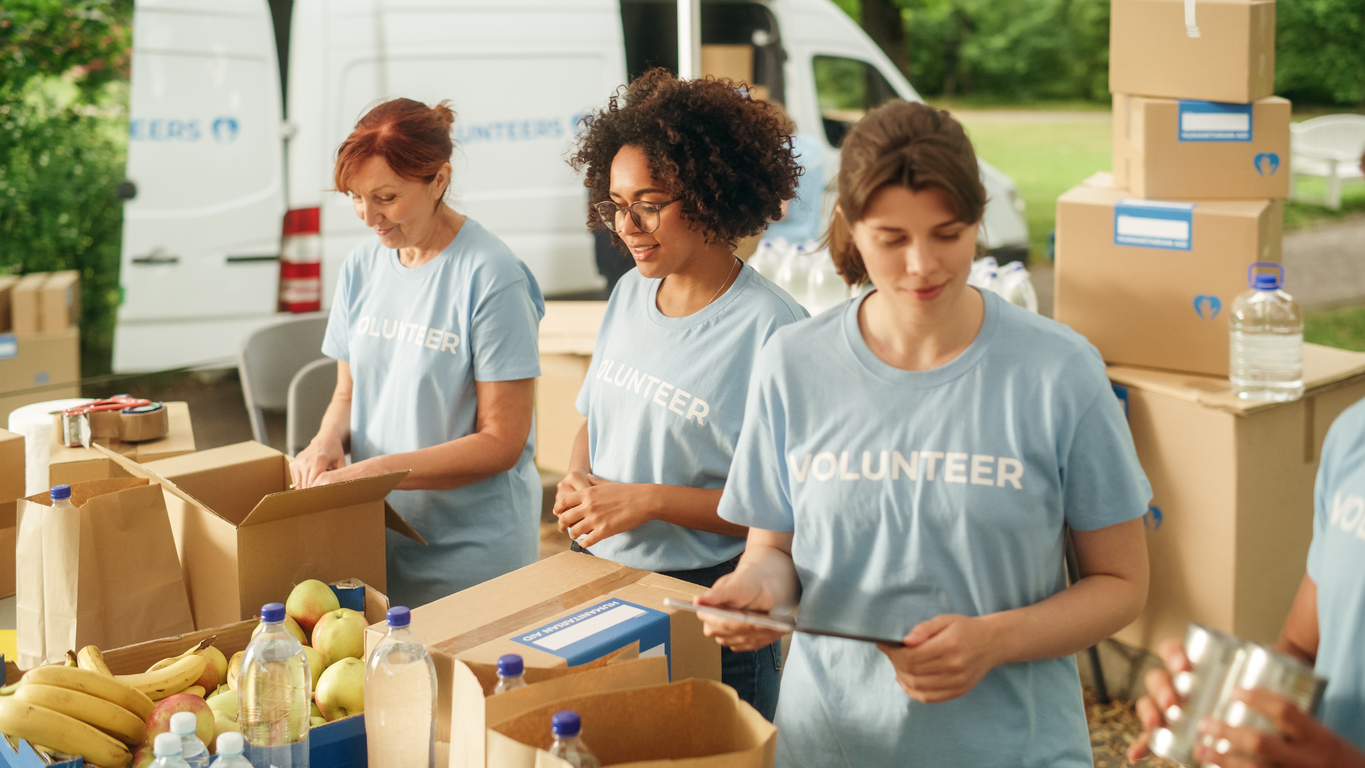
left=704, top=256, right=741, bottom=308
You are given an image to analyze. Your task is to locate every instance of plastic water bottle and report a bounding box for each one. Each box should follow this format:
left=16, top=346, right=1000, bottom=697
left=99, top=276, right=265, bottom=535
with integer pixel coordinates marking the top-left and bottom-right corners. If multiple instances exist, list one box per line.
left=774, top=242, right=813, bottom=299
left=365, top=607, right=438, bottom=768
left=1230, top=262, right=1303, bottom=402
left=494, top=654, right=528, bottom=695
left=548, top=711, right=601, bottom=768
left=239, top=603, right=311, bottom=768
left=967, top=256, right=999, bottom=291
left=748, top=239, right=782, bottom=281
left=211, top=733, right=253, bottom=768
left=994, top=261, right=1039, bottom=313
left=151, top=732, right=191, bottom=768
left=170, top=711, right=209, bottom=768
left=805, top=248, right=847, bottom=314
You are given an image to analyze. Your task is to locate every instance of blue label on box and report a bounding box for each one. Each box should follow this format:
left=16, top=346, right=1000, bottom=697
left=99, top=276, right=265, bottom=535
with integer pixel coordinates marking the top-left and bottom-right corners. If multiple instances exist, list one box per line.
left=514, top=598, right=671, bottom=669
left=1114, top=199, right=1195, bottom=250
left=1178, top=100, right=1253, bottom=141
left=0, top=334, right=15, bottom=361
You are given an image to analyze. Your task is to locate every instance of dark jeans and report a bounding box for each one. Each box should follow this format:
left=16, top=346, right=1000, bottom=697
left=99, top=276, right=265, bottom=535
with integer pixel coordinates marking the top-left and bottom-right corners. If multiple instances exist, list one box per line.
left=570, top=543, right=781, bottom=721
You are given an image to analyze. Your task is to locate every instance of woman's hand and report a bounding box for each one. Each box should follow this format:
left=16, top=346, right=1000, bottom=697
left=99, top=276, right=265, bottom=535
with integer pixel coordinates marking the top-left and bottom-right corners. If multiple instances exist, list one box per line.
left=290, top=438, right=346, bottom=489
left=1193, top=689, right=1365, bottom=768
left=1127, top=637, right=1191, bottom=760
left=879, top=614, right=1002, bottom=703
left=696, top=564, right=789, bottom=652
left=552, top=479, right=655, bottom=548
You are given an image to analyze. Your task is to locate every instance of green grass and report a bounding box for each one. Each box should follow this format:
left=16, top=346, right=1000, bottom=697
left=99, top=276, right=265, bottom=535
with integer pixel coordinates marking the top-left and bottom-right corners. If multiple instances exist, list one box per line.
left=1284, top=178, right=1365, bottom=231
left=1306, top=305, right=1365, bottom=352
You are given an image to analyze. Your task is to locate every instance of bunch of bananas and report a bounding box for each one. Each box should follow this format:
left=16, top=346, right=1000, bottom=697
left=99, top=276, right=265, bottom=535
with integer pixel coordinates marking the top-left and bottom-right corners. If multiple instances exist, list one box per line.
left=0, top=645, right=212, bottom=767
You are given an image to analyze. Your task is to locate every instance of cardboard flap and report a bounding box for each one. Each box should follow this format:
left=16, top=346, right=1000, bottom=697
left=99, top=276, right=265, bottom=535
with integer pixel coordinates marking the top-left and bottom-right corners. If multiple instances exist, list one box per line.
left=240, top=470, right=409, bottom=527
left=92, top=442, right=218, bottom=520
left=484, top=655, right=666, bottom=725
left=384, top=501, right=425, bottom=544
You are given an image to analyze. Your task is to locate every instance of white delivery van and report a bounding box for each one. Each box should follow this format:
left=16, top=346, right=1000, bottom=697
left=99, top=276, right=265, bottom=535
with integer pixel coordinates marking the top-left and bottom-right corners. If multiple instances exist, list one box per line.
left=114, top=0, right=1029, bottom=372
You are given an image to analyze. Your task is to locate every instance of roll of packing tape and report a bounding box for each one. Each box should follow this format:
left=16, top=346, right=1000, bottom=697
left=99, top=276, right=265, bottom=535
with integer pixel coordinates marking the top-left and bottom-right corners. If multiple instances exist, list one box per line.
left=8, top=398, right=95, bottom=496
left=118, top=402, right=169, bottom=442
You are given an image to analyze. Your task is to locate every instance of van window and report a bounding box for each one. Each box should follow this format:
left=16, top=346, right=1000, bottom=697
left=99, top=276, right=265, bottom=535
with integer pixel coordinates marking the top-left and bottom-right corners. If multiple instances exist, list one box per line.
left=620, top=0, right=785, bottom=104
left=813, top=55, right=898, bottom=147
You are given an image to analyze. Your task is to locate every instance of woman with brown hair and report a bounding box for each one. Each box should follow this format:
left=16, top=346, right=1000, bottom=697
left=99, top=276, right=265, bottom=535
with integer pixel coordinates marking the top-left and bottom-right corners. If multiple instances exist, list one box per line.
left=290, top=98, right=544, bottom=608
left=695, top=100, right=1152, bottom=765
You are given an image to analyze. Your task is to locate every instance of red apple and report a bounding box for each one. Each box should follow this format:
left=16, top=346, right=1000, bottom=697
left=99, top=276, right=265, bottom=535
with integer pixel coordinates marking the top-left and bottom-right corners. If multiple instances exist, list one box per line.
left=286, top=580, right=340, bottom=639
left=146, top=693, right=215, bottom=746
left=132, top=743, right=154, bottom=768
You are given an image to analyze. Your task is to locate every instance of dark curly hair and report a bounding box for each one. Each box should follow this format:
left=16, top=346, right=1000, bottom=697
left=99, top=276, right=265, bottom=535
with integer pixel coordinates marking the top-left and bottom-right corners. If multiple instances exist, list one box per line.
left=569, top=68, right=802, bottom=248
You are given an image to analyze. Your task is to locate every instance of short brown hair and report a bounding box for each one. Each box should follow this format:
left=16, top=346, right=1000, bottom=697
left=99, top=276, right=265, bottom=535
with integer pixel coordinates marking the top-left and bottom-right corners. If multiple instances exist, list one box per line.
left=827, top=101, right=986, bottom=286
left=333, top=98, right=456, bottom=200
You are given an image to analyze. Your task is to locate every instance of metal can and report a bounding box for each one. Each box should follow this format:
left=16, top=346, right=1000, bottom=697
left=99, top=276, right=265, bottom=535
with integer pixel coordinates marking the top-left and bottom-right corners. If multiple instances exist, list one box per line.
left=1149, top=623, right=1245, bottom=767
left=1207, top=643, right=1327, bottom=753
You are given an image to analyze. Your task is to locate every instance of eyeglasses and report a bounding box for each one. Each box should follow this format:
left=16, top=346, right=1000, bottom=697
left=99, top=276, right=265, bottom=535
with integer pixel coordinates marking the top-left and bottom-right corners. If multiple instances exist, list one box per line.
left=593, top=198, right=681, bottom=234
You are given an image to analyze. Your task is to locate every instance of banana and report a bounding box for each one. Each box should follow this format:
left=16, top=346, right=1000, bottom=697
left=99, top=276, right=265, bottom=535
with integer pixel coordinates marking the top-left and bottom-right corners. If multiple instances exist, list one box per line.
left=0, top=698, right=131, bottom=768
left=116, top=655, right=207, bottom=701
left=22, top=665, right=155, bottom=721
left=14, top=684, right=146, bottom=746
left=77, top=646, right=114, bottom=677
left=146, top=636, right=216, bottom=674
left=183, top=685, right=206, bottom=698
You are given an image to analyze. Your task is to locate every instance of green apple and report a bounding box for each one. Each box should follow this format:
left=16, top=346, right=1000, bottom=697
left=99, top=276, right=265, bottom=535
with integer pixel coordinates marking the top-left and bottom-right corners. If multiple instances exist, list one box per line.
left=314, top=657, right=365, bottom=721
left=311, top=608, right=367, bottom=668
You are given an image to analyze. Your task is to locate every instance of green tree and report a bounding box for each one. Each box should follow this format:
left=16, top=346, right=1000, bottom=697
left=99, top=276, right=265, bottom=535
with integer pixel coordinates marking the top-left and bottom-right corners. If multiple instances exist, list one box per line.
left=1276, top=0, right=1365, bottom=106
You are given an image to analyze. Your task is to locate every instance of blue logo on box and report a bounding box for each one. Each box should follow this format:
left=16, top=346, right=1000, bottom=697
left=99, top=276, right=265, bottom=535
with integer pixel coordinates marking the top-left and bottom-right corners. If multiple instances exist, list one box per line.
left=1193, top=294, right=1222, bottom=319
left=1114, top=199, right=1195, bottom=250
left=1178, top=101, right=1253, bottom=142
left=1254, top=152, right=1280, bottom=176
left=514, top=599, right=671, bottom=670
left=0, top=334, right=15, bottom=361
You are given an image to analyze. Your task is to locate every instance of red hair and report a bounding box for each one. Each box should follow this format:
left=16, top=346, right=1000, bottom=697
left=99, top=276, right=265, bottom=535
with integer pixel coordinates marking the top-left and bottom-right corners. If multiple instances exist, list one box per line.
left=333, top=98, right=456, bottom=197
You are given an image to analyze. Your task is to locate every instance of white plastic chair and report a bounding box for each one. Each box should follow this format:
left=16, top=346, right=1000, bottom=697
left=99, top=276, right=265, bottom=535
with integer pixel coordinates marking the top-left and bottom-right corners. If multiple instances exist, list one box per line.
left=286, top=357, right=338, bottom=457
left=1290, top=115, right=1365, bottom=210
left=237, top=312, right=329, bottom=448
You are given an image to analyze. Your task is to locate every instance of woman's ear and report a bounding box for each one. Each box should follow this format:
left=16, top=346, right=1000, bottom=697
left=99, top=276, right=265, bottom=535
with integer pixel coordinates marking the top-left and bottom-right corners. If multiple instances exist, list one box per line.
left=434, top=161, right=453, bottom=199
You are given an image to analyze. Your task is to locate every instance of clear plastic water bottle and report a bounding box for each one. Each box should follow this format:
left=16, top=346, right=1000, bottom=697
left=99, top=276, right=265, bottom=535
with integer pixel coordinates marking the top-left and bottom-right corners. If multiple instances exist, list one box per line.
left=994, top=261, right=1039, bottom=313
left=170, top=711, right=209, bottom=768
left=365, top=607, right=437, bottom=768
left=967, top=255, right=999, bottom=291
left=239, top=602, right=311, bottom=768
left=493, top=654, right=528, bottom=695
left=211, top=733, right=253, bottom=768
left=151, top=732, right=191, bottom=768
left=50, top=484, right=75, bottom=510
left=774, top=242, right=813, bottom=299
left=548, top=711, right=601, bottom=768
left=1230, top=262, right=1303, bottom=402
left=805, top=248, right=847, bottom=314
left=748, top=239, right=781, bottom=281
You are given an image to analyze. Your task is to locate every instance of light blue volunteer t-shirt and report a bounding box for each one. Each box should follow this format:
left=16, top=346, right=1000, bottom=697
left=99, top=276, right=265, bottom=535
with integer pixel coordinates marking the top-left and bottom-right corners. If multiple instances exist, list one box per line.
left=322, top=218, right=545, bottom=608
left=720, top=289, right=1152, bottom=768
left=1307, top=396, right=1365, bottom=750
left=575, top=262, right=807, bottom=573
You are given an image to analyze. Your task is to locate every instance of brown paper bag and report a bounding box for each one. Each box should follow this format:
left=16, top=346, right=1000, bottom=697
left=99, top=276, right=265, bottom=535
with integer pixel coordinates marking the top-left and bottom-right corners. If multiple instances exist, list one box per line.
left=27, top=477, right=195, bottom=663
left=16, top=494, right=47, bottom=668
left=487, top=678, right=776, bottom=768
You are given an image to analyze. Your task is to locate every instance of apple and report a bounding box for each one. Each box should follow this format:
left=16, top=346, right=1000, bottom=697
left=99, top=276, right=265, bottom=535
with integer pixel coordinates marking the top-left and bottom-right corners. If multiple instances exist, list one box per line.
left=194, top=646, right=227, bottom=692
left=253, top=614, right=307, bottom=646
left=311, top=608, right=367, bottom=668
left=207, top=689, right=238, bottom=722
left=315, top=657, right=364, bottom=721
left=132, top=743, right=154, bottom=768
left=213, top=712, right=241, bottom=740
left=226, top=651, right=244, bottom=691
left=311, top=715, right=327, bottom=727
left=302, top=646, right=325, bottom=690
left=286, top=580, right=340, bottom=640
left=146, top=693, right=215, bottom=746
left=310, top=702, right=323, bottom=720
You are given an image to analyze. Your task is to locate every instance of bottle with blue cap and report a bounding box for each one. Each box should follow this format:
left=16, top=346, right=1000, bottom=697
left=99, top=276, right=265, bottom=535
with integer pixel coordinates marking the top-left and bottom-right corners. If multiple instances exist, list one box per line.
left=493, top=654, right=528, bottom=695
left=365, top=606, right=437, bottom=768
left=1230, top=262, right=1303, bottom=402
left=50, top=484, right=75, bottom=509
left=150, top=731, right=191, bottom=768
left=548, top=710, right=601, bottom=768
left=239, top=602, right=311, bottom=767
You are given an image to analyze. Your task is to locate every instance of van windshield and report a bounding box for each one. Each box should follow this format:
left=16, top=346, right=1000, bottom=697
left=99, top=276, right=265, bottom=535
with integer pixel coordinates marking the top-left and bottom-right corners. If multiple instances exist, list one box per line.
left=813, top=55, right=899, bottom=147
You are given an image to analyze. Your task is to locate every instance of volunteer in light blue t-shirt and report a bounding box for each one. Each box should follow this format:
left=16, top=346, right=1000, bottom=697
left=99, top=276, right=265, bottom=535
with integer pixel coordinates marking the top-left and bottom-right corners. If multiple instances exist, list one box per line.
left=697, top=101, right=1153, bottom=767
left=1133, top=396, right=1365, bottom=766
left=552, top=69, right=806, bottom=720
left=292, top=98, right=544, bottom=609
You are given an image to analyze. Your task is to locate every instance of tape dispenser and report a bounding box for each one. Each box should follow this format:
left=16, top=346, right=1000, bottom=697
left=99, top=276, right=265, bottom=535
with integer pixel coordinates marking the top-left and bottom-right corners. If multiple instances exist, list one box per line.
left=61, top=395, right=170, bottom=449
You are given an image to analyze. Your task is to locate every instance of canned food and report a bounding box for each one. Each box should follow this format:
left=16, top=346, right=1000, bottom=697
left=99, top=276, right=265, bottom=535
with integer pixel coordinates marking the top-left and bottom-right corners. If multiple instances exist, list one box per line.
left=1149, top=623, right=1245, bottom=767
left=1208, top=644, right=1327, bottom=752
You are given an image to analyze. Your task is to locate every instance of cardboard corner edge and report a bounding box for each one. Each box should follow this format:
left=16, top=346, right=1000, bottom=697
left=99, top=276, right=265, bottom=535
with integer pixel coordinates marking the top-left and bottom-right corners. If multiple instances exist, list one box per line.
left=385, top=500, right=426, bottom=544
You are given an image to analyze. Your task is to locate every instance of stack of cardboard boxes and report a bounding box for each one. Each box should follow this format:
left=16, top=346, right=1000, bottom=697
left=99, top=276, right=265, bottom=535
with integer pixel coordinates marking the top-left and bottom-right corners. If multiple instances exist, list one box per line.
left=1055, top=0, right=1365, bottom=649
left=0, top=271, right=81, bottom=422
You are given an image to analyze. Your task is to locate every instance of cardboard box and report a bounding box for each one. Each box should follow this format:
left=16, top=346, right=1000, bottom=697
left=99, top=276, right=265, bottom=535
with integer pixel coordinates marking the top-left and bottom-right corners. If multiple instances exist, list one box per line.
left=38, top=270, right=79, bottom=333
left=1054, top=173, right=1281, bottom=376
left=1110, top=0, right=1275, bottom=103
left=488, top=678, right=776, bottom=768
left=0, top=328, right=81, bottom=426
left=369, top=552, right=721, bottom=753
left=9, top=274, right=46, bottom=336
left=535, top=302, right=606, bottom=474
left=1113, top=94, right=1291, bottom=200
left=702, top=44, right=755, bottom=85
left=0, top=428, right=23, bottom=599
left=1111, top=343, right=1365, bottom=651
left=0, top=275, right=17, bottom=334
left=48, top=401, right=196, bottom=485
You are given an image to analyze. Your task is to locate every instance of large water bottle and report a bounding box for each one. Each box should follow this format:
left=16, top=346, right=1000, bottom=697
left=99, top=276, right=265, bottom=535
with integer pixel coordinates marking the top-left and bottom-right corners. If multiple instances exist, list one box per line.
left=1230, top=262, right=1303, bottom=402
left=548, top=711, right=601, bottom=768
left=239, top=603, right=311, bottom=768
left=993, top=261, right=1039, bottom=313
left=151, top=732, right=191, bottom=768
left=748, top=238, right=783, bottom=282
left=805, top=248, right=847, bottom=314
left=774, top=242, right=813, bottom=299
left=493, top=654, right=528, bottom=695
left=170, top=711, right=210, bottom=768
left=365, top=607, right=438, bottom=768
left=212, top=733, right=253, bottom=768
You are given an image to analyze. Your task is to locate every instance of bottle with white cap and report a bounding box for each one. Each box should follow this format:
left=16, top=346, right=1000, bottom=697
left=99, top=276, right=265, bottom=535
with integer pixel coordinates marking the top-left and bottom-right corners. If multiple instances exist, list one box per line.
left=493, top=654, right=528, bottom=695
left=150, top=732, right=191, bottom=768
left=548, top=711, right=601, bottom=768
left=211, top=732, right=253, bottom=767
left=365, top=606, right=438, bottom=768
left=169, top=711, right=210, bottom=768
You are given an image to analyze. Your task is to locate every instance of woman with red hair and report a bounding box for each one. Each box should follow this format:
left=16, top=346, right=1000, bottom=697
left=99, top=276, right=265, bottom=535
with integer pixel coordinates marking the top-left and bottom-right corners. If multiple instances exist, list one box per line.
left=290, top=98, right=545, bottom=607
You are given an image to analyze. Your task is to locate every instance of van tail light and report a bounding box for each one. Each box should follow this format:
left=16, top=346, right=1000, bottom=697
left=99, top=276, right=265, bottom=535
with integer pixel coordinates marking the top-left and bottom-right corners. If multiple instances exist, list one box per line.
left=279, top=207, right=322, bottom=313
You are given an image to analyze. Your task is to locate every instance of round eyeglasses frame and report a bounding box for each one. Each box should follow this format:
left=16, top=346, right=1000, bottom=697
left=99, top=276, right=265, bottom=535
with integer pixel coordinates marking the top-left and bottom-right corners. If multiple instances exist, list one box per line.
left=593, top=197, right=681, bottom=234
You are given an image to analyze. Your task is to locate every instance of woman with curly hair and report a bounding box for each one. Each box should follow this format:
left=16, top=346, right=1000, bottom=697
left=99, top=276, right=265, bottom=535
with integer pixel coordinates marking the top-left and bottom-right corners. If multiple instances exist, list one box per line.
left=551, top=69, right=807, bottom=718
